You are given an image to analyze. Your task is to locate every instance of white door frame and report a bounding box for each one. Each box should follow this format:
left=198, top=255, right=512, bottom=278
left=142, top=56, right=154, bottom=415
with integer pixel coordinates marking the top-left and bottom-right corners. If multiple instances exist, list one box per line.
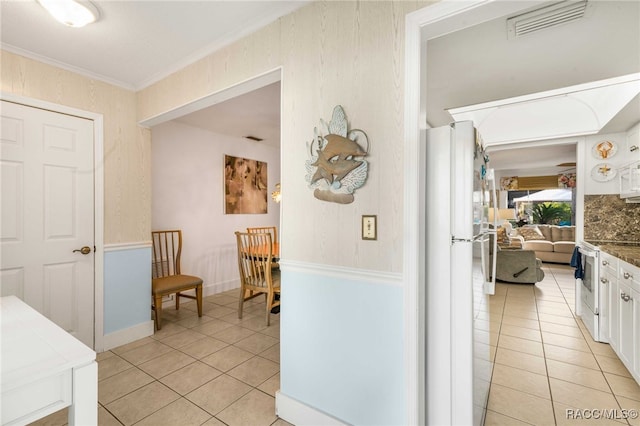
left=402, top=1, right=547, bottom=423
left=1, top=91, right=105, bottom=352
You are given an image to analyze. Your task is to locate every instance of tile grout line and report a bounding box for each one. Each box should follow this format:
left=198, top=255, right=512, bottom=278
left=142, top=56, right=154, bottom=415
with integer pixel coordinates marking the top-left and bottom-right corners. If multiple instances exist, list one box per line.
left=546, top=265, right=634, bottom=426
left=102, top=290, right=283, bottom=425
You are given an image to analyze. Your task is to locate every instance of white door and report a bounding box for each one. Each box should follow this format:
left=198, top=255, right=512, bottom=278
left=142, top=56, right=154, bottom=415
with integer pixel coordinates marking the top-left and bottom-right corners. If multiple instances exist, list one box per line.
left=1, top=100, right=95, bottom=348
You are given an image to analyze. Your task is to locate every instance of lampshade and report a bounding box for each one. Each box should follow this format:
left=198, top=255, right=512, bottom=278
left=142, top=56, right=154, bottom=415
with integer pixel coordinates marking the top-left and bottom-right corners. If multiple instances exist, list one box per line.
left=488, top=208, right=516, bottom=223
left=498, top=208, right=516, bottom=221
left=38, top=0, right=99, bottom=28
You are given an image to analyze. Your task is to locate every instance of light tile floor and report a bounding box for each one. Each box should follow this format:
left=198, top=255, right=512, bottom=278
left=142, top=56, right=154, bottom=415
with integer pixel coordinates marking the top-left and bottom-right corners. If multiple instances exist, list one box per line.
left=484, top=263, right=640, bottom=426
left=32, top=290, right=288, bottom=426
left=31, top=264, right=640, bottom=426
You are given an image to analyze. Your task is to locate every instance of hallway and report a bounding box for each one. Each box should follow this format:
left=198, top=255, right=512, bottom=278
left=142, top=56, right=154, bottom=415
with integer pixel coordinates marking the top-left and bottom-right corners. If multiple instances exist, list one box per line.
left=483, top=264, right=640, bottom=425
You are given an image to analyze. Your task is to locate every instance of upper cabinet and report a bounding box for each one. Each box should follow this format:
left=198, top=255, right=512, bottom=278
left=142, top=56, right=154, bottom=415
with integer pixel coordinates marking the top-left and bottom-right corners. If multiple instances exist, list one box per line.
left=619, top=122, right=640, bottom=202
left=625, top=121, right=640, bottom=164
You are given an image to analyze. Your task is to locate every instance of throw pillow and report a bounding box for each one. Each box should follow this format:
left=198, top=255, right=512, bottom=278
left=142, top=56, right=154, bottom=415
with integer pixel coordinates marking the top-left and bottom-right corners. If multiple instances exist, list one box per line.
left=519, top=226, right=546, bottom=241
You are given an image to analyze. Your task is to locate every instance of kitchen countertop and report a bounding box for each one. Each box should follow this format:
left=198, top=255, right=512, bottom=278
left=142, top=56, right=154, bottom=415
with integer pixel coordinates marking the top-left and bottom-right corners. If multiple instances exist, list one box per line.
left=594, top=242, right=640, bottom=269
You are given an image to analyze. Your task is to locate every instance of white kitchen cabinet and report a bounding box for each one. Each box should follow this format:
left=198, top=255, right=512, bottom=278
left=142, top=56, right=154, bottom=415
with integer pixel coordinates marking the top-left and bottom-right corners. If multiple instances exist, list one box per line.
left=619, top=161, right=640, bottom=201
left=601, top=252, right=618, bottom=345
left=625, top=121, right=640, bottom=163
left=634, top=288, right=640, bottom=375
left=617, top=259, right=640, bottom=383
left=618, top=280, right=634, bottom=369
left=600, top=251, right=640, bottom=384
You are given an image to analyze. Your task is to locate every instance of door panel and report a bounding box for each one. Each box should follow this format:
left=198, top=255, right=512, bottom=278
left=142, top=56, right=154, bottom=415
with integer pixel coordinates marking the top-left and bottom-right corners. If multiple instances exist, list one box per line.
left=0, top=100, right=94, bottom=347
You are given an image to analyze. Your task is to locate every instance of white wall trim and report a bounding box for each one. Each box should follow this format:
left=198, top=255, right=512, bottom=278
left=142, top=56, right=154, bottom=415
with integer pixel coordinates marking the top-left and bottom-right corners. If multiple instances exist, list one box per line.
left=102, top=320, right=154, bottom=352
left=279, top=260, right=403, bottom=287
left=1, top=44, right=136, bottom=91
left=0, top=91, right=106, bottom=353
left=204, top=279, right=240, bottom=297
left=104, top=241, right=152, bottom=252
left=275, top=391, right=347, bottom=426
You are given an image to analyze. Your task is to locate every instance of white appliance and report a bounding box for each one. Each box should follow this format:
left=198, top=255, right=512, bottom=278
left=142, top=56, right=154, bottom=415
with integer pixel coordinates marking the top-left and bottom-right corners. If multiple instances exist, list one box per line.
left=577, top=241, right=605, bottom=342
left=424, top=121, right=496, bottom=426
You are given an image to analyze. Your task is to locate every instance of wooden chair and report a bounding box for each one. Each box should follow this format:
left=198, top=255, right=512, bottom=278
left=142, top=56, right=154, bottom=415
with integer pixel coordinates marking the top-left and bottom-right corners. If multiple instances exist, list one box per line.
left=247, top=226, right=279, bottom=269
left=151, top=230, right=203, bottom=330
left=235, top=231, right=280, bottom=326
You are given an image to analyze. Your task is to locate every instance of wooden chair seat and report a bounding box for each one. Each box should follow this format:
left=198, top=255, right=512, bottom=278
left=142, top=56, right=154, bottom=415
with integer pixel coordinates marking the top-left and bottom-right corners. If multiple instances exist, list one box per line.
left=152, top=275, right=202, bottom=295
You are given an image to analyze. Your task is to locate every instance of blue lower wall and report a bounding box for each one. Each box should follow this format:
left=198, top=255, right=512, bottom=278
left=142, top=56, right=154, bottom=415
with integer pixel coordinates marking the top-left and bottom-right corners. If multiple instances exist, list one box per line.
left=104, top=247, right=152, bottom=334
left=280, top=268, right=405, bottom=425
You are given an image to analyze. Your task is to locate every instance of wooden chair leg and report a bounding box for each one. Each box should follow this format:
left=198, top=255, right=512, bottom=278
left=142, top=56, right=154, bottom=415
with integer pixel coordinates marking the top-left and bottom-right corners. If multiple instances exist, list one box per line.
left=266, top=302, right=271, bottom=326
left=175, top=292, right=180, bottom=310
left=265, top=290, right=272, bottom=326
left=196, top=285, right=203, bottom=317
left=238, top=287, right=245, bottom=319
left=154, top=294, right=163, bottom=330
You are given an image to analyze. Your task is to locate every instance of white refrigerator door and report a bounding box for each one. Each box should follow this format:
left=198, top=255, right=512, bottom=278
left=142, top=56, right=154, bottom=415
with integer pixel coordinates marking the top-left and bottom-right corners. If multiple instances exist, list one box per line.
left=425, top=121, right=475, bottom=426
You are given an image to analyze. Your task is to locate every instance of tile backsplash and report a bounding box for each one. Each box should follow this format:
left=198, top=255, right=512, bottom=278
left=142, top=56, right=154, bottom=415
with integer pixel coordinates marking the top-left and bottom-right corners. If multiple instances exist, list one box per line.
left=584, top=195, right=640, bottom=242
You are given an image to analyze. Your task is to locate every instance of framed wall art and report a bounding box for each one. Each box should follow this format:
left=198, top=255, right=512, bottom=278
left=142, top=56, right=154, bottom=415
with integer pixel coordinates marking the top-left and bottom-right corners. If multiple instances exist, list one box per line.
left=224, top=155, right=268, bottom=214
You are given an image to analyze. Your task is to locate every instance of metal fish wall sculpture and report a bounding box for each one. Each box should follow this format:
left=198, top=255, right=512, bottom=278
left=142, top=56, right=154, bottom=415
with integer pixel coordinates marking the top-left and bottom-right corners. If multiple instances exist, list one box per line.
left=305, top=105, right=369, bottom=204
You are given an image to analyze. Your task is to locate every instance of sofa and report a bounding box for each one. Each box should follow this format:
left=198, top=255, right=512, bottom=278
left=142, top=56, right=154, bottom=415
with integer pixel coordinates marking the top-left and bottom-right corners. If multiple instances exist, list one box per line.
left=490, top=228, right=545, bottom=284
left=495, top=248, right=545, bottom=284
left=512, top=225, right=575, bottom=264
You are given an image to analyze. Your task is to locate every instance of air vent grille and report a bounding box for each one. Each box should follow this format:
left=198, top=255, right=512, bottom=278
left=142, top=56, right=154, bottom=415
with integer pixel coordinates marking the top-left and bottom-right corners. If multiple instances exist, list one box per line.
left=508, top=1, right=588, bottom=39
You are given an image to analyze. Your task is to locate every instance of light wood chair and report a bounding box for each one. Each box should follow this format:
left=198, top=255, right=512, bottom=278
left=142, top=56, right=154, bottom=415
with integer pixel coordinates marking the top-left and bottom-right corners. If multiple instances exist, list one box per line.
left=235, top=231, right=281, bottom=326
left=247, top=226, right=279, bottom=269
left=151, top=230, right=203, bottom=330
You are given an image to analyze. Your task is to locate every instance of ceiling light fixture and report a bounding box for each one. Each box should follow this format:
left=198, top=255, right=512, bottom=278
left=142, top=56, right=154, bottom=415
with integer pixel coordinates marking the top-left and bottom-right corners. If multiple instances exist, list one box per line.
left=37, top=0, right=99, bottom=28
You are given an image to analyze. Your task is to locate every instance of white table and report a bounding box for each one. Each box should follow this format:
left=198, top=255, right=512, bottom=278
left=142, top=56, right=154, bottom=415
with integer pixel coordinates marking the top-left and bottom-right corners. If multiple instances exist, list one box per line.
left=1, top=296, right=97, bottom=425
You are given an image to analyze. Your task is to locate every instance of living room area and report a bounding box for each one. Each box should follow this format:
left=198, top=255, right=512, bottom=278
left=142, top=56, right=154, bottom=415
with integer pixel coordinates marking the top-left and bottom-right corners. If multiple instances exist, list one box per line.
left=487, top=143, right=577, bottom=286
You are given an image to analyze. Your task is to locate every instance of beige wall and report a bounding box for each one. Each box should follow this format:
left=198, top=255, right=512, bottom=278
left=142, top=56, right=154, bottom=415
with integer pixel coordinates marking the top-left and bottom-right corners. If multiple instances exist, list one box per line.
left=1, top=0, right=429, bottom=268
left=1, top=50, right=151, bottom=244
left=139, top=1, right=428, bottom=273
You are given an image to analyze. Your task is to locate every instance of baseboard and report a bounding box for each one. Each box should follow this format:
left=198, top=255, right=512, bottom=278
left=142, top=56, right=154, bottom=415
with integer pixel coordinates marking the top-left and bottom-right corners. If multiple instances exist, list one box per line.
left=102, top=320, right=154, bottom=351
left=204, top=279, right=240, bottom=297
left=275, top=392, right=347, bottom=426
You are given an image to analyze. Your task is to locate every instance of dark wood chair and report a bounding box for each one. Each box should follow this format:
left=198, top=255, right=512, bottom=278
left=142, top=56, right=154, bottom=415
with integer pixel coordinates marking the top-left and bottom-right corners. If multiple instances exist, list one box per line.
left=151, top=230, right=203, bottom=330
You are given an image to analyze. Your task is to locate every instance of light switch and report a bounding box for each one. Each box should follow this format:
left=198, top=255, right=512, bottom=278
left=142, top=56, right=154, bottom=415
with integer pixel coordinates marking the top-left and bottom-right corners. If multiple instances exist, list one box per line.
left=362, top=215, right=377, bottom=240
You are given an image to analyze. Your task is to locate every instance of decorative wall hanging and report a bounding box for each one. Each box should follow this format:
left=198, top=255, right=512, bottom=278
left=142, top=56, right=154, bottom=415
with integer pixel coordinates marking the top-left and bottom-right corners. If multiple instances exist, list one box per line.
left=592, top=140, right=617, bottom=159
left=558, top=173, right=576, bottom=188
left=224, top=155, right=268, bottom=214
left=590, top=163, right=616, bottom=182
left=500, top=176, right=519, bottom=190
left=305, top=105, right=369, bottom=204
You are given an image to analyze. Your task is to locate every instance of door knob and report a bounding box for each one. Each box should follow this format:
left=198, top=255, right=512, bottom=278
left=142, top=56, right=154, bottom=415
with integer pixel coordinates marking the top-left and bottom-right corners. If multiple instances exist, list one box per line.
left=73, top=246, right=92, bottom=255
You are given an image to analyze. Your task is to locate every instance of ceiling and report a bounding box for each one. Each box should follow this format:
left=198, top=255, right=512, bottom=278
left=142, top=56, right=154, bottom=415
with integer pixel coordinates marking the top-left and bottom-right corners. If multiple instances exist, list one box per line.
left=1, top=1, right=638, bottom=168
left=175, top=81, right=281, bottom=148
left=426, top=0, right=640, bottom=173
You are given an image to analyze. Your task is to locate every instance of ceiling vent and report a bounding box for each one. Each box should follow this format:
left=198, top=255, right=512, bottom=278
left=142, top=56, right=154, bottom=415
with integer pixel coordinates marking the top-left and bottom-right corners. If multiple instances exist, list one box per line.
left=507, top=1, right=588, bottom=39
